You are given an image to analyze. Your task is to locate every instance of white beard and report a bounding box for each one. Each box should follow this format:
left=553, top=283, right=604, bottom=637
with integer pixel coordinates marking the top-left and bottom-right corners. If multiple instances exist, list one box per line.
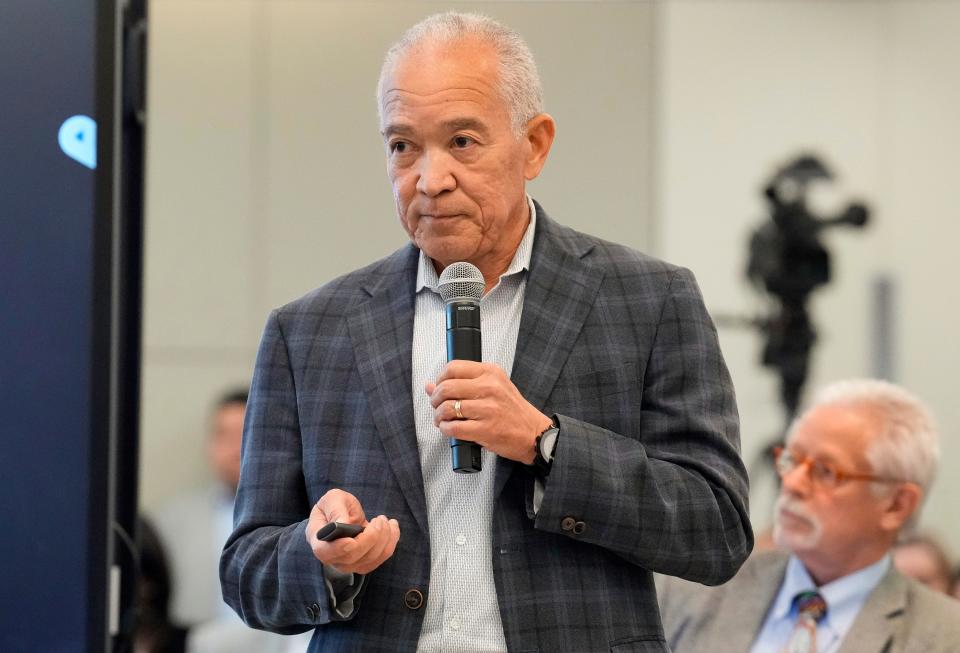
left=773, top=494, right=824, bottom=551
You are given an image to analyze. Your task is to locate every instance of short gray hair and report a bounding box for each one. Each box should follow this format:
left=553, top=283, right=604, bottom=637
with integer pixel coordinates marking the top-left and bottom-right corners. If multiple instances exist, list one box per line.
left=800, top=379, right=940, bottom=496
left=376, top=11, right=544, bottom=136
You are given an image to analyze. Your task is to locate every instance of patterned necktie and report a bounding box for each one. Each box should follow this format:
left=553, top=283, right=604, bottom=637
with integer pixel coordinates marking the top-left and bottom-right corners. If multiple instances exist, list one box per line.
left=784, top=591, right=828, bottom=653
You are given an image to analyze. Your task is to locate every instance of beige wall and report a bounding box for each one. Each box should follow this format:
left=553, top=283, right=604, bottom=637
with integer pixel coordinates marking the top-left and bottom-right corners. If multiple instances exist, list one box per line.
left=140, top=1, right=656, bottom=509
left=657, top=0, right=960, bottom=550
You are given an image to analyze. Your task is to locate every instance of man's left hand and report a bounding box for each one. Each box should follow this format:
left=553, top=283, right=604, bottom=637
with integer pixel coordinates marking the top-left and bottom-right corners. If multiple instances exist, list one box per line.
left=426, top=360, right=553, bottom=464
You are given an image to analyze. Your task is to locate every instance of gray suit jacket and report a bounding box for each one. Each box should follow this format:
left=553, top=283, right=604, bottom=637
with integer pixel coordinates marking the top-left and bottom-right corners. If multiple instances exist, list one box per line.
left=658, top=549, right=960, bottom=653
left=220, top=205, right=752, bottom=652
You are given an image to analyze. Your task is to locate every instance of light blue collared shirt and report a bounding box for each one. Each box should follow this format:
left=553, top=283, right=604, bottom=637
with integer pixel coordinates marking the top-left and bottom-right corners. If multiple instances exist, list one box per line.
left=411, top=196, right=536, bottom=652
left=748, top=554, right=890, bottom=653
left=324, top=199, right=538, bottom=642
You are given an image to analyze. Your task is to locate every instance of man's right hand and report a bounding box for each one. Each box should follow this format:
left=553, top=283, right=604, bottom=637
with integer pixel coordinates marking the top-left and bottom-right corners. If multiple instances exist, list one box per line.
left=306, top=489, right=401, bottom=575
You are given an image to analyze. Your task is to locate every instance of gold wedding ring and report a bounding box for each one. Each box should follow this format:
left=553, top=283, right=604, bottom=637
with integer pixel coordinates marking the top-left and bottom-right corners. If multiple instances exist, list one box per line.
left=454, top=399, right=464, bottom=420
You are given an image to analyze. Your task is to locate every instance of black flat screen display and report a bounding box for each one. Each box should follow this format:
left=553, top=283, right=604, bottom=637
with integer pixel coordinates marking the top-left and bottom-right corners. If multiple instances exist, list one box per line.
left=0, top=1, right=110, bottom=650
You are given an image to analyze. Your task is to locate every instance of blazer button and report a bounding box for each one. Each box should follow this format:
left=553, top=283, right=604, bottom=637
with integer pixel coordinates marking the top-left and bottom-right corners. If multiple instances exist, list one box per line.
left=404, top=588, right=424, bottom=610
left=573, top=521, right=587, bottom=535
left=561, top=516, right=576, bottom=531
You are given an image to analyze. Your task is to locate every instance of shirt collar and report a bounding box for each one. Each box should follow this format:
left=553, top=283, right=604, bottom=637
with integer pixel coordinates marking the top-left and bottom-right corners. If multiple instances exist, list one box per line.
left=415, top=195, right=537, bottom=294
left=772, top=554, right=891, bottom=626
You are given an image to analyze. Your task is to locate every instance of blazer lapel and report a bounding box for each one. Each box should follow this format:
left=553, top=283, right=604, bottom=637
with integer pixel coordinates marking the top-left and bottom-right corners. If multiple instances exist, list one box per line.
left=837, top=565, right=907, bottom=653
left=347, top=245, right=429, bottom=534
left=712, top=553, right=789, bottom=652
left=495, top=207, right=604, bottom=496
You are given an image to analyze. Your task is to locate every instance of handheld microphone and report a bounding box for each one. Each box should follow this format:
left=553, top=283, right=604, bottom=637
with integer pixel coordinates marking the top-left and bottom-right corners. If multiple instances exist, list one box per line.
left=437, top=262, right=485, bottom=474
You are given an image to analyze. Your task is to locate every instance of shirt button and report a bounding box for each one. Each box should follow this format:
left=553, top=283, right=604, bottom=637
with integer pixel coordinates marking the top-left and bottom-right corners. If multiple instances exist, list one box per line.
left=573, top=521, right=587, bottom=535
left=561, top=516, right=576, bottom=531
left=455, top=534, right=467, bottom=546
left=450, top=617, right=461, bottom=631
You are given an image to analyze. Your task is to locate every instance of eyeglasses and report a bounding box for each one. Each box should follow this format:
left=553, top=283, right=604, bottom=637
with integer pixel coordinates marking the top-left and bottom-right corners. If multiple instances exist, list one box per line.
left=772, top=446, right=905, bottom=489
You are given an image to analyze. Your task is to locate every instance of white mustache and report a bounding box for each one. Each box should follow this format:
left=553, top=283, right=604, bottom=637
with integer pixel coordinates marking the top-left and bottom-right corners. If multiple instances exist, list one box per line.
left=774, top=495, right=823, bottom=548
left=776, top=495, right=814, bottom=523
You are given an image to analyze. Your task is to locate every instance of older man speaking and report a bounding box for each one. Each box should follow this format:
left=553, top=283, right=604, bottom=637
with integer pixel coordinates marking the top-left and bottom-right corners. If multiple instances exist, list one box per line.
left=221, top=11, right=751, bottom=652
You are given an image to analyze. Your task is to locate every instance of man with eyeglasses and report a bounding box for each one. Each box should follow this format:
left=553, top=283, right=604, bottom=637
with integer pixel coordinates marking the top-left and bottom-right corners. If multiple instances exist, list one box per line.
left=657, top=379, right=960, bottom=652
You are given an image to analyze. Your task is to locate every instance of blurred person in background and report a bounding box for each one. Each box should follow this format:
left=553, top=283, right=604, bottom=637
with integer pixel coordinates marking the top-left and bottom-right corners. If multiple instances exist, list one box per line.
left=658, top=379, right=960, bottom=652
left=151, top=389, right=303, bottom=652
left=152, top=389, right=247, bottom=628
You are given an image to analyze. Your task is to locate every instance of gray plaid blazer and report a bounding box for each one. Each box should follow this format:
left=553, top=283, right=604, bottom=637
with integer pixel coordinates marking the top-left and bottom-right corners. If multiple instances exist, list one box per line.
left=221, top=204, right=753, bottom=652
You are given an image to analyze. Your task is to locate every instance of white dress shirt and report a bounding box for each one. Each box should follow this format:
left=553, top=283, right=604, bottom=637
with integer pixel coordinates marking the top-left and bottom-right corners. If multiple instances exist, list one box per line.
left=410, top=198, right=537, bottom=653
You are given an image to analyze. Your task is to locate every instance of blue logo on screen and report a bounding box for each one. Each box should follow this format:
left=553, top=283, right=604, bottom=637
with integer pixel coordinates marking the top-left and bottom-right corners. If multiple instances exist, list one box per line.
left=58, top=115, right=97, bottom=169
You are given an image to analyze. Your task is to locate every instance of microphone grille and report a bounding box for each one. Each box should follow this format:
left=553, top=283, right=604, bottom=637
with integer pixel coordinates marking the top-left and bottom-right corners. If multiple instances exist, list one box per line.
left=438, top=261, right=485, bottom=303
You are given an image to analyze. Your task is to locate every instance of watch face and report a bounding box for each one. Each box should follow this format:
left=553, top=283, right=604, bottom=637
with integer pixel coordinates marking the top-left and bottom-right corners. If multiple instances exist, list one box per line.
left=539, top=428, right=559, bottom=462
